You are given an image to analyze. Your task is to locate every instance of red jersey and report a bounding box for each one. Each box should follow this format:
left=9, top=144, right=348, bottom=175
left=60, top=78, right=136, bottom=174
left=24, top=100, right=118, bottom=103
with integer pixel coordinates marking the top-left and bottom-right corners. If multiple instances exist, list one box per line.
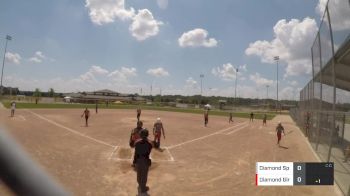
left=154, top=122, right=163, bottom=132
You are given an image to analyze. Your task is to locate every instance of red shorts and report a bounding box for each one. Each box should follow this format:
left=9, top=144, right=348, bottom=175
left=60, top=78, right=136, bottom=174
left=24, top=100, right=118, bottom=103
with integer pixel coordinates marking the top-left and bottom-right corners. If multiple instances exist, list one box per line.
left=277, top=132, right=282, bottom=141
left=154, top=131, right=161, bottom=139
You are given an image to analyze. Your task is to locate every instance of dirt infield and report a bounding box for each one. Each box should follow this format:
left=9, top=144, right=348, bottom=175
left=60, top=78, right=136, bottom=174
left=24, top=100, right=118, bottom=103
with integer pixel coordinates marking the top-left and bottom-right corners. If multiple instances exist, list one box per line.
left=0, top=108, right=341, bottom=196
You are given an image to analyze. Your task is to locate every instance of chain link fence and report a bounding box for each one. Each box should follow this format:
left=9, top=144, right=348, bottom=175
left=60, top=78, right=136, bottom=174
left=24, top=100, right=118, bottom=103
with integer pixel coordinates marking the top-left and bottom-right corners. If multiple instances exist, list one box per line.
left=290, top=0, right=350, bottom=195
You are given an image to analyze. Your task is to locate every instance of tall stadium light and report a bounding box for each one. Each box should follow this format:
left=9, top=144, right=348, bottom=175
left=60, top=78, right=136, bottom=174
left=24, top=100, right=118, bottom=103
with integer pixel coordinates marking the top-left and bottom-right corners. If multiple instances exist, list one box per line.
left=266, top=85, right=270, bottom=110
left=150, top=84, right=152, bottom=96
left=274, top=56, right=279, bottom=112
left=0, top=35, right=12, bottom=95
left=200, top=74, right=204, bottom=96
left=235, top=68, right=238, bottom=101
left=200, top=74, right=204, bottom=105
left=266, top=85, right=269, bottom=99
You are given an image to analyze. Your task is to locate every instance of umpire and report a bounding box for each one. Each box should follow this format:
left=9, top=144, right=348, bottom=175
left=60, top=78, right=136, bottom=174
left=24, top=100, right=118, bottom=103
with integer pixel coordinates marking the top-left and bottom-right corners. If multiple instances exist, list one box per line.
left=134, top=129, right=153, bottom=194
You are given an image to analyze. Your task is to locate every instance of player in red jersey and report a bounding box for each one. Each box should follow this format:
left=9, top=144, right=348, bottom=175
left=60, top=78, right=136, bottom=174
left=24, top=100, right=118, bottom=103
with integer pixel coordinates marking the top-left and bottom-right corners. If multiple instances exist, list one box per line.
left=81, top=108, right=90, bottom=127
left=276, top=121, right=285, bottom=146
left=153, top=118, right=165, bottom=149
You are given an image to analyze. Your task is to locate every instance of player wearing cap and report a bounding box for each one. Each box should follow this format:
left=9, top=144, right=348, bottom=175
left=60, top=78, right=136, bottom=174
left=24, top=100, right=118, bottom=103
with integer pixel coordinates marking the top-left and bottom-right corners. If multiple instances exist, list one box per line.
left=153, top=118, right=165, bottom=149
left=276, top=121, right=285, bottom=146
left=134, top=129, right=153, bottom=194
left=130, top=121, right=144, bottom=167
left=95, top=101, right=98, bottom=114
left=130, top=121, right=144, bottom=148
left=81, top=108, right=90, bottom=127
left=250, top=112, right=254, bottom=122
left=263, top=114, right=267, bottom=126
left=204, top=110, right=209, bottom=127
left=136, top=107, right=141, bottom=122
left=10, top=101, right=16, bottom=117
left=229, top=112, right=233, bottom=123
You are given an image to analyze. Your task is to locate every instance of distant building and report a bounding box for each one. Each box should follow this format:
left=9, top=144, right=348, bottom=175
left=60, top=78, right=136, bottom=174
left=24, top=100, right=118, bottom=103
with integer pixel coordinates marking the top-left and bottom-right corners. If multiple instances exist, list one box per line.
left=218, top=100, right=227, bottom=109
left=0, top=86, right=19, bottom=95
left=63, top=89, right=146, bottom=103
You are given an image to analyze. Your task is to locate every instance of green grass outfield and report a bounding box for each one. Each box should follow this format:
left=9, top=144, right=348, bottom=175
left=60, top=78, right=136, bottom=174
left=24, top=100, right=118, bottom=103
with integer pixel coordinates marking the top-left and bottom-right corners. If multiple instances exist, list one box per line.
left=2, top=101, right=277, bottom=120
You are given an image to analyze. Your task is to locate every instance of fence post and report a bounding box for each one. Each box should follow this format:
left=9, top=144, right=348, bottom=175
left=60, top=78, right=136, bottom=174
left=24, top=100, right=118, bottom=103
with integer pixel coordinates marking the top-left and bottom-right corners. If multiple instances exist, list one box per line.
left=341, top=114, right=345, bottom=146
left=316, top=31, right=323, bottom=151
left=325, top=5, right=336, bottom=162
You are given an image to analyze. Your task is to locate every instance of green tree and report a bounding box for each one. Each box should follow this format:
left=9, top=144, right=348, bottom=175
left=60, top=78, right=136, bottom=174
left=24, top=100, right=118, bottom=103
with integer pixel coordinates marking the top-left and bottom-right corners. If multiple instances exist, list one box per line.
left=33, top=88, right=41, bottom=104
left=48, top=88, right=55, bottom=97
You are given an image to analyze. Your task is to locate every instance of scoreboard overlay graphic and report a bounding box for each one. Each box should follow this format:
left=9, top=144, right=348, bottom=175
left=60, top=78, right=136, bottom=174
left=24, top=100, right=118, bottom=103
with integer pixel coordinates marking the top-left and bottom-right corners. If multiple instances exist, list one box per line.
left=256, top=162, right=334, bottom=186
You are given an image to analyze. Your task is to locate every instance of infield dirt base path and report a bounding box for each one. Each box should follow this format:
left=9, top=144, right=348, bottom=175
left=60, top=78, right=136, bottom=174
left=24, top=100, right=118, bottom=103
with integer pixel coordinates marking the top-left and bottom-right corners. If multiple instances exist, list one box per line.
left=0, top=109, right=342, bottom=196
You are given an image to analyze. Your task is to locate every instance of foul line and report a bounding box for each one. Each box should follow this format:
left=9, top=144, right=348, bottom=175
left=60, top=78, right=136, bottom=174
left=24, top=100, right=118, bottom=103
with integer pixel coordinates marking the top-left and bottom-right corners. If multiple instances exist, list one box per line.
left=108, top=146, right=119, bottom=160
left=167, top=122, right=248, bottom=149
left=165, top=147, right=175, bottom=162
left=18, top=115, right=26, bottom=121
left=225, top=124, right=249, bottom=135
left=149, top=148, right=175, bottom=162
left=219, top=122, right=248, bottom=134
left=27, top=110, right=116, bottom=149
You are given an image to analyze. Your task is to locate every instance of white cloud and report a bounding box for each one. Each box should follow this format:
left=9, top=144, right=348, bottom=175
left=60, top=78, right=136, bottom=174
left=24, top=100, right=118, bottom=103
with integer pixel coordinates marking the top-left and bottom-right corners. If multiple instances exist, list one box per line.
left=5, top=65, right=140, bottom=93
left=74, top=65, right=109, bottom=84
left=85, top=1, right=162, bottom=41
left=249, top=73, right=274, bottom=87
left=280, top=86, right=298, bottom=100
left=178, top=28, right=218, bottom=48
left=70, top=66, right=135, bottom=92
left=29, top=57, right=42, bottom=63
left=35, top=51, right=45, bottom=59
left=5, top=52, right=21, bottom=64
left=78, top=71, right=97, bottom=83
left=212, top=63, right=238, bottom=81
left=129, top=9, right=163, bottom=41
left=4, top=74, right=137, bottom=94
left=157, top=0, right=168, bottom=9
left=239, top=64, right=248, bottom=72
left=108, top=66, right=137, bottom=82
left=185, top=77, right=197, bottom=87
left=288, top=80, right=298, bottom=86
left=316, top=0, right=350, bottom=31
left=146, top=67, right=169, bottom=77
left=245, top=17, right=317, bottom=77
left=85, top=0, right=135, bottom=25
left=29, top=51, right=46, bottom=63
left=90, top=65, right=109, bottom=75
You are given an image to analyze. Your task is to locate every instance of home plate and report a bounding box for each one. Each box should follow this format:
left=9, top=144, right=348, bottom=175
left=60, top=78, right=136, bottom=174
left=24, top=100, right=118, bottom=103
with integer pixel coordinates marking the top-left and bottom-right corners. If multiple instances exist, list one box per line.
left=150, top=148, right=174, bottom=162
left=151, top=149, right=169, bottom=161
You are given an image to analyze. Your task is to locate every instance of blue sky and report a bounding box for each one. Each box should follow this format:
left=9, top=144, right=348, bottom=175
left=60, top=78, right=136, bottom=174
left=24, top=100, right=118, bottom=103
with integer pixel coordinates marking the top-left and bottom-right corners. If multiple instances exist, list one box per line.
left=0, top=0, right=332, bottom=99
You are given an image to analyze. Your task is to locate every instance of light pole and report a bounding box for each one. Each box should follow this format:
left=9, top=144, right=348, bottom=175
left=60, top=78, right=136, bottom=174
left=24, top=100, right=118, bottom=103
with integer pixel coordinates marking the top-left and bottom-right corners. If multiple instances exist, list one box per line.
left=274, top=56, right=279, bottom=112
left=1, top=35, right=12, bottom=95
left=200, top=74, right=204, bottom=106
left=266, top=85, right=269, bottom=110
left=266, top=85, right=269, bottom=99
left=235, top=68, right=238, bottom=103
